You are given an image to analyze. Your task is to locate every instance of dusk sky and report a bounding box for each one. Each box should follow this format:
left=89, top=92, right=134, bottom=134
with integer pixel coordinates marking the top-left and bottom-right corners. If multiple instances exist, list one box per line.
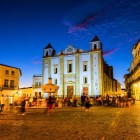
left=0, top=0, right=140, bottom=88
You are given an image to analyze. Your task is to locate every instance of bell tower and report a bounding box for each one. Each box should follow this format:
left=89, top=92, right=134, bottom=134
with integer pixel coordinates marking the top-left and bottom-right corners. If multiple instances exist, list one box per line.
left=90, top=35, right=102, bottom=51
left=43, top=43, right=56, bottom=57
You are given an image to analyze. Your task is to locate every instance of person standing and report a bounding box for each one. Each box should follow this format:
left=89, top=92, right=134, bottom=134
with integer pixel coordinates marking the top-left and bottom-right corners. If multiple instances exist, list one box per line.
left=106, top=94, right=110, bottom=106
left=20, top=97, right=26, bottom=115
left=81, top=93, right=86, bottom=112
left=73, top=96, right=77, bottom=107
left=4, top=95, right=10, bottom=113
left=0, top=94, right=5, bottom=112
left=85, top=95, right=91, bottom=112
left=47, top=96, right=55, bottom=113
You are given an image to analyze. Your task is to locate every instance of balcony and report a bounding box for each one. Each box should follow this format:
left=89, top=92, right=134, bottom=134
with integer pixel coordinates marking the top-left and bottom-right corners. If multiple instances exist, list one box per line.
left=2, top=85, right=17, bottom=90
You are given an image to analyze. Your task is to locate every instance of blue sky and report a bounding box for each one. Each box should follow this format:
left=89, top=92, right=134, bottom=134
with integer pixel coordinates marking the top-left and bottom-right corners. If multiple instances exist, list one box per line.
left=0, top=0, right=140, bottom=88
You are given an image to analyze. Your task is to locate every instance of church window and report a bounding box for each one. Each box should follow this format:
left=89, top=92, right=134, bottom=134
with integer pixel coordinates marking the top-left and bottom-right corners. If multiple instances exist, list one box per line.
left=67, top=61, right=72, bottom=73
left=45, top=51, right=48, bottom=57
left=54, top=79, right=57, bottom=85
left=68, top=64, right=72, bottom=72
left=83, top=61, right=87, bottom=71
left=94, top=44, right=97, bottom=49
left=84, top=77, right=88, bottom=84
left=54, top=65, right=58, bottom=74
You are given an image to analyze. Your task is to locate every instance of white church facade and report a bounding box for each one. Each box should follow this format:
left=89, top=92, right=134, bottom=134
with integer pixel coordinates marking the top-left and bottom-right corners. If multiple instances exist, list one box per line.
left=40, top=35, right=117, bottom=98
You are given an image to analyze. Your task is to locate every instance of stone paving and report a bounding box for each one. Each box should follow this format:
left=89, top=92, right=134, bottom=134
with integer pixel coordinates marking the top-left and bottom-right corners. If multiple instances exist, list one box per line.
left=0, top=102, right=140, bottom=140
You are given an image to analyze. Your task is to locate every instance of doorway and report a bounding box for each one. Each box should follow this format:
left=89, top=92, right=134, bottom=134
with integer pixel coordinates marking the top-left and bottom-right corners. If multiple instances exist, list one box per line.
left=83, top=87, right=88, bottom=95
left=67, top=86, right=73, bottom=98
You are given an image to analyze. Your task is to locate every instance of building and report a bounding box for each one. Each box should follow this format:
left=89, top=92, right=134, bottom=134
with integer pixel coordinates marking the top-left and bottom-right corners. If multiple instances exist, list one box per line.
left=32, top=74, right=43, bottom=97
left=0, top=64, right=22, bottom=91
left=124, top=39, right=140, bottom=100
left=0, top=64, right=22, bottom=103
left=41, top=35, right=120, bottom=98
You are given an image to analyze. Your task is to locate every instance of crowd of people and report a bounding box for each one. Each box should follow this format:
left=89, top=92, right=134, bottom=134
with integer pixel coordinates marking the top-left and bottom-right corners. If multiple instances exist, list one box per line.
left=0, top=92, right=135, bottom=115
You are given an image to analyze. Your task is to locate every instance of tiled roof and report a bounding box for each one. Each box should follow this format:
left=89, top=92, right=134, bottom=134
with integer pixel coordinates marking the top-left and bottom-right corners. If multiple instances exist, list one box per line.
left=44, top=43, right=53, bottom=49
left=90, top=35, right=100, bottom=42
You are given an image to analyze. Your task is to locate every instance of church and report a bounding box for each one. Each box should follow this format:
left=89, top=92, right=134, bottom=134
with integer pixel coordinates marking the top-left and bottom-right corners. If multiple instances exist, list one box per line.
left=40, top=35, right=119, bottom=98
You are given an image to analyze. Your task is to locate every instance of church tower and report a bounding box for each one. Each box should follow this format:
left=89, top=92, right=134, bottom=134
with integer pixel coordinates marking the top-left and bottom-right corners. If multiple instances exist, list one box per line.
left=90, top=35, right=103, bottom=96
left=42, top=43, right=56, bottom=86
left=43, top=43, right=56, bottom=57
left=90, top=35, right=102, bottom=51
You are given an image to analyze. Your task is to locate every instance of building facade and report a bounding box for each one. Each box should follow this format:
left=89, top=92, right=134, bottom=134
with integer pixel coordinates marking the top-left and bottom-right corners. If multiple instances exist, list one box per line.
left=0, top=64, right=22, bottom=103
left=41, top=36, right=119, bottom=98
left=32, top=74, right=43, bottom=97
left=0, top=64, right=22, bottom=91
left=124, top=39, right=140, bottom=100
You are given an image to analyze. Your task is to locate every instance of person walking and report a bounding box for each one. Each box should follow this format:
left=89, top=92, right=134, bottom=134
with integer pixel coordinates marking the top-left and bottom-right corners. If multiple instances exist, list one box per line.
left=20, top=97, right=26, bottom=115
left=81, top=93, right=86, bottom=112
left=85, top=95, right=91, bottom=112
left=73, top=96, right=77, bottom=107
left=4, top=95, right=10, bottom=114
left=47, top=96, right=55, bottom=114
left=0, top=94, right=5, bottom=112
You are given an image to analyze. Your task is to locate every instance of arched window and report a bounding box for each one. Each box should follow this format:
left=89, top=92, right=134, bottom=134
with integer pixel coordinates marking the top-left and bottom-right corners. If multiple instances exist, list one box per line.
left=45, top=51, right=48, bottom=57
left=94, top=44, right=97, bottom=49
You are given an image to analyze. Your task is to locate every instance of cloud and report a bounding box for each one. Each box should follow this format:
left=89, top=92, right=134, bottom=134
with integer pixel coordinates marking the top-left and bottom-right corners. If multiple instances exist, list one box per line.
left=103, top=48, right=120, bottom=57
left=64, top=13, right=103, bottom=34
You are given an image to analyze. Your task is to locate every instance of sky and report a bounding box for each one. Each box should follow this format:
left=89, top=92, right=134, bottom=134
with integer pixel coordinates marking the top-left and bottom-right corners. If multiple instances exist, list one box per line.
left=0, top=0, right=140, bottom=88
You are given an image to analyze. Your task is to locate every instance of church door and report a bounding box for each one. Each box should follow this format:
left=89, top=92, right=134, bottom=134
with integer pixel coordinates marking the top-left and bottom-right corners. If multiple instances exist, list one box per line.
left=67, top=86, right=73, bottom=98
left=83, top=87, right=88, bottom=95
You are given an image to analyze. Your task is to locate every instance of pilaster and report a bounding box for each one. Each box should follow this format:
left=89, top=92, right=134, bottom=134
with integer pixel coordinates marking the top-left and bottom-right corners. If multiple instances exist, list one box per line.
left=60, top=55, right=64, bottom=97
left=75, top=53, right=80, bottom=96
left=98, top=51, right=103, bottom=95
left=90, top=52, right=94, bottom=96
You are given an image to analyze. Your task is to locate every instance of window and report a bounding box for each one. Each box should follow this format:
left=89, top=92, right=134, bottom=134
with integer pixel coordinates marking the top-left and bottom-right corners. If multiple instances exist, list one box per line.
left=54, top=79, right=57, bottom=85
left=35, top=82, right=42, bottom=88
left=4, top=79, right=8, bottom=87
left=68, top=64, right=72, bottom=72
left=39, top=82, right=42, bottom=87
left=94, top=44, right=97, bottom=49
left=84, top=77, right=88, bottom=84
left=67, top=61, right=72, bottom=73
left=39, top=92, right=41, bottom=97
left=10, top=80, right=14, bottom=88
left=5, top=70, right=9, bottom=75
left=54, top=65, right=58, bottom=74
left=45, top=51, right=48, bottom=57
left=11, top=71, right=15, bottom=75
left=83, top=62, right=87, bottom=71
left=35, top=82, right=38, bottom=88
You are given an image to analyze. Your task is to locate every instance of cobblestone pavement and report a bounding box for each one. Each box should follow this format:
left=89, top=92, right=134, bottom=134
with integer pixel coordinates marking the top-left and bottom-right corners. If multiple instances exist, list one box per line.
left=0, top=102, right=140, bottom=140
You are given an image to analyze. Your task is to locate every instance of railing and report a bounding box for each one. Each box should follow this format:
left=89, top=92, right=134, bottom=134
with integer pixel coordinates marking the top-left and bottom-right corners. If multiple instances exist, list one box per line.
left=2, top=85, right=17, bottom=90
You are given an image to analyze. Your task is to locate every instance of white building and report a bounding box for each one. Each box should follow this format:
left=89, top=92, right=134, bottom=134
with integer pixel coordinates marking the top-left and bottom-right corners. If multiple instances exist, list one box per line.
left=41, top=35, right=114, bottom=98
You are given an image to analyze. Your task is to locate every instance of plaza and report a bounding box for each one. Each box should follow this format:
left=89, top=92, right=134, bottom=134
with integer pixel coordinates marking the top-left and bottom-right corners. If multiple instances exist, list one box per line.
left=0, top=102, right=140, bottom=140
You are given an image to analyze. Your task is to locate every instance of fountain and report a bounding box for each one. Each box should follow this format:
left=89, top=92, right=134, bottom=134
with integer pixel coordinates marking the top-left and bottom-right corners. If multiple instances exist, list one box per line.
left=41, top=78, right=59, bottom=95
left=41, top=77, right=59, bottom=107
